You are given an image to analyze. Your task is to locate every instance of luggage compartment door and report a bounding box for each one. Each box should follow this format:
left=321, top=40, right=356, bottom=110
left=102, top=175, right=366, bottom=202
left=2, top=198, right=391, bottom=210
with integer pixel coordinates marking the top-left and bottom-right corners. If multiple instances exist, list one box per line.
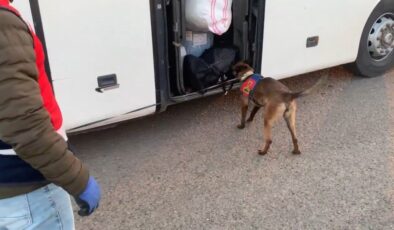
left=29, top=0, right=157, bottom=130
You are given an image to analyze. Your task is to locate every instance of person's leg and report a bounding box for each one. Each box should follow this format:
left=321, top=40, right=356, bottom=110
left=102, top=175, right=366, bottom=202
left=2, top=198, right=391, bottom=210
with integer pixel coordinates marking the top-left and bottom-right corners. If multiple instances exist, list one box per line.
left=0, top=184, right=75, bottom=230
left=27, top=184, right=75, bottom=230
left=0, top=193, right=32, bottom=230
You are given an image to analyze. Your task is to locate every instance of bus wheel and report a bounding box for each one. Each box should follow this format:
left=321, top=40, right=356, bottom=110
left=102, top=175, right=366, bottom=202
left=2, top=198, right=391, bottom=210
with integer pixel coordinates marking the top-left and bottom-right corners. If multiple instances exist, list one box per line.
left=349, top=0, right=394, bottom=77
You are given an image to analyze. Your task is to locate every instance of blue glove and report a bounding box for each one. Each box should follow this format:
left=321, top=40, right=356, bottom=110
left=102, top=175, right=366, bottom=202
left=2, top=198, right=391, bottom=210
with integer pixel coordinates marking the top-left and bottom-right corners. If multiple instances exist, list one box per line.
left=75, top=176, right=101, bottom=216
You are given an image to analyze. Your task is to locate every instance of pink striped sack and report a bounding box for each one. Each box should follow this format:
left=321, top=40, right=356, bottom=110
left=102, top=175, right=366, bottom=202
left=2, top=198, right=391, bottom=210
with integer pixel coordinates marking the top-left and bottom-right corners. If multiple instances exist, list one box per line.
left=185, top=0, right=233, bottom=36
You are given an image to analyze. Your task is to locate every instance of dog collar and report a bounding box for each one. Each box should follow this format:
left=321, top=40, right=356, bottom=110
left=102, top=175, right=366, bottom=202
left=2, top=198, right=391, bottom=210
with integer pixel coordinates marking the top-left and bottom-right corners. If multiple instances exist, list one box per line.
left=240, top=71, right=255, bottom=82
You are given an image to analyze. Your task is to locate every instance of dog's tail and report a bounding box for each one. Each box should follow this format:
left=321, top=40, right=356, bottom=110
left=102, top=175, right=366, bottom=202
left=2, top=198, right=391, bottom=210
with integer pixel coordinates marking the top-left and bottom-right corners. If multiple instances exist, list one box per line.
left=283, top=76, right=328, bottom=101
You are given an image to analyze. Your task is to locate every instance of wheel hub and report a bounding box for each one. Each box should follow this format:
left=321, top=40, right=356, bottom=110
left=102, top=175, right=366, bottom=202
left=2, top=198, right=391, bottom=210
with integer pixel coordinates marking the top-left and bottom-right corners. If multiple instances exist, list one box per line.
left=368, top=14, right=394, bottom=60
left=383, top=32, right=393, bottom=44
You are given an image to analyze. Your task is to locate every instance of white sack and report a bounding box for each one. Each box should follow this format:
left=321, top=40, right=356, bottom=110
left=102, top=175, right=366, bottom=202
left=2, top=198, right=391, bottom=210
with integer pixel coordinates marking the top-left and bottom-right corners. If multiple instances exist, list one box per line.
left=185, top=0, right=233, bottom=36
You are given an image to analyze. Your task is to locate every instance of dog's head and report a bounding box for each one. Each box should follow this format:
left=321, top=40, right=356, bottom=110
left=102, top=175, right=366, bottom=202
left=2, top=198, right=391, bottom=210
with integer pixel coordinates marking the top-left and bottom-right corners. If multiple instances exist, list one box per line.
left=232, top=61, right=254, bottom=80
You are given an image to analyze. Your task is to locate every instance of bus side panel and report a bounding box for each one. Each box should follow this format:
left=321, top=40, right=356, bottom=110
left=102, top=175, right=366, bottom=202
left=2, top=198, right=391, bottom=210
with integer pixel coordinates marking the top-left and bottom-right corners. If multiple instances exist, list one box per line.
left=38, top=0, right=157, bottom=130
left=68, top=106, right=156, bottom=133
left=261, top=0, right=380, bottom=79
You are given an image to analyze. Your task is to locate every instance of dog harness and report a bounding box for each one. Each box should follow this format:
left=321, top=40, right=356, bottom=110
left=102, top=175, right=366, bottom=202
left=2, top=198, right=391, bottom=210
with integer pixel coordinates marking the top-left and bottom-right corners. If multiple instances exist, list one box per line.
left=240, top=73, right=264, bottom=99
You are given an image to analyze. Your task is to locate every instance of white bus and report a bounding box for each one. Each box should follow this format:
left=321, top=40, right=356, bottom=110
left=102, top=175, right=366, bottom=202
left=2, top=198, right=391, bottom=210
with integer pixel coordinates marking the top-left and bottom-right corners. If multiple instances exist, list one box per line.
left=13, top=0, right=394, bottom=133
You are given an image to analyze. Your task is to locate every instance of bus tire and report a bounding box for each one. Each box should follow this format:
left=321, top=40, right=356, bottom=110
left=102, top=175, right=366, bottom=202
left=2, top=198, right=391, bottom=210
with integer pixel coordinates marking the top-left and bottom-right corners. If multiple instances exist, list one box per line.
left=348, top=0, right=394, bottom=77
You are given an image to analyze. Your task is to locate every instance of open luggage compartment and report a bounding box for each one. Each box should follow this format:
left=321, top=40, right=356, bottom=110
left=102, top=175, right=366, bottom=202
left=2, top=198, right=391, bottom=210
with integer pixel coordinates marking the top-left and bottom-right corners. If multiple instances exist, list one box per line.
left=165, top=0, right=263, bottom=100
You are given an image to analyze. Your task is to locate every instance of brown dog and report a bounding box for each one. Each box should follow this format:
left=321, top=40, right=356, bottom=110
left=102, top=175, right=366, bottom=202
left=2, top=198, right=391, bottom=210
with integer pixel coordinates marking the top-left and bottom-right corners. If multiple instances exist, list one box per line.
left=232, top=62, right=326, bottom=155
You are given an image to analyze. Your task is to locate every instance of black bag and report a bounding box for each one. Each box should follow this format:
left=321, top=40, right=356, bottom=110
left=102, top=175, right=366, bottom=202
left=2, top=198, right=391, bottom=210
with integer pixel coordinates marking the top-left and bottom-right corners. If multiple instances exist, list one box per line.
left=183, top=47, right=238, bottom=94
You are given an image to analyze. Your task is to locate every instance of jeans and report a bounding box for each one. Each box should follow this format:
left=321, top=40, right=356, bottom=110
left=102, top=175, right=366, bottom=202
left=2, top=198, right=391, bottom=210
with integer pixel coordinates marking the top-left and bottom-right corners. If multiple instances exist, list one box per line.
left=0, top=184, right=74, bottom=230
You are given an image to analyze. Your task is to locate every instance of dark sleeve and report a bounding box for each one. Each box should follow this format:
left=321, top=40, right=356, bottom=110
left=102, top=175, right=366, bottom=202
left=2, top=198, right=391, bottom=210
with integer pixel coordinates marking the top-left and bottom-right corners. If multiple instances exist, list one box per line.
left=0, top=10, right=89, bottom=196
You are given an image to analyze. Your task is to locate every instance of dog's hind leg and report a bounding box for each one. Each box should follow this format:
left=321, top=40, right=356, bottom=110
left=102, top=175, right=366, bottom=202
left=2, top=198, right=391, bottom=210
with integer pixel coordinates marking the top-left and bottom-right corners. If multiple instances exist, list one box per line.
left=283, top=101, right=301, bottom=155
left=258, top=103, right=283, bottom=155
left=247, top=106, right=261, bottom=123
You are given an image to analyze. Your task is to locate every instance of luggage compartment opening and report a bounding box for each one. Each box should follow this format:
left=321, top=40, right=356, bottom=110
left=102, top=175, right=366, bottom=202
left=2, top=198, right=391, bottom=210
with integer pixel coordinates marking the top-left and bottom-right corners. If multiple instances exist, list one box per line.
left=165, top=0, right=262, bottom=99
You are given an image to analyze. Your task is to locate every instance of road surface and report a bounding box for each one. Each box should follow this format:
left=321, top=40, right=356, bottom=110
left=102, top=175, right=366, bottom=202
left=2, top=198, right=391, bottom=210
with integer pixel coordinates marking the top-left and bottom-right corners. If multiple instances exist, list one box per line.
left=71, top=67, right=394, bottom=230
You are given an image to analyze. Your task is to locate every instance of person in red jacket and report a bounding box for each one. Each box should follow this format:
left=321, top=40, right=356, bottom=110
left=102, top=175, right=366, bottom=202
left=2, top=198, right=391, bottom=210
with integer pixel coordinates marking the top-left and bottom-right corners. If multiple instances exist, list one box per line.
left=0, top=0, right=101, bottom=229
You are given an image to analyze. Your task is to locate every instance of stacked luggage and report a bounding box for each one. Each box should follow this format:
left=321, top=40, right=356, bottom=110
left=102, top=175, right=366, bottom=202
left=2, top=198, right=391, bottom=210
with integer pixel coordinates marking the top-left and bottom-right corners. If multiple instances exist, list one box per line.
left=181, top=0, right=238, bottom=94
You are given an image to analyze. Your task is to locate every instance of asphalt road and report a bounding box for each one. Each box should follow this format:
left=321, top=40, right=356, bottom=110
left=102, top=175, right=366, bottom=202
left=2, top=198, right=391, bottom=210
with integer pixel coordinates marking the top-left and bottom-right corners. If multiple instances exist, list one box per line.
left=70, top=67, right=394, bottom=230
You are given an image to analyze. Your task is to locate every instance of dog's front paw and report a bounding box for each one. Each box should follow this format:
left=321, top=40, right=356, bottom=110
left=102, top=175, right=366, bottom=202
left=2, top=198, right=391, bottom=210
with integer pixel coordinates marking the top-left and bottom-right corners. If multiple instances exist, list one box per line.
left=246, top=118, right=253, bottom=123
left=237, top=124, right=245, bottom=129
left=258, top=150, right=267, bottom=155
left=292, top=149, right=301, bottom=155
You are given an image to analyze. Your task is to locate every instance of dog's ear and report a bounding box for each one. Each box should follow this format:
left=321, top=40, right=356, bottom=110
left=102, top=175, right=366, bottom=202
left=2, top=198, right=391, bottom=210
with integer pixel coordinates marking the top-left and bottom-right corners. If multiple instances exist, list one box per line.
left=232, top=63, right=251, bottom=78
left=234, top=60, right=250, bottom=66
left=233, top=61, right=252, bottom=72
left=242, top=59, right=252, bottom=66
left=233, top=63, right=247, bottom=73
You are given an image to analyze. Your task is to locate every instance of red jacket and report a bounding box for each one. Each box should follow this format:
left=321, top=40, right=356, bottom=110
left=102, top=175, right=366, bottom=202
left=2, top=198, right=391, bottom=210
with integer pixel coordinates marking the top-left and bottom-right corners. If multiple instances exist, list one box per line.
left=0, top=0, right=64, bottom=135
left=0, top=0, right=89, bottom=198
